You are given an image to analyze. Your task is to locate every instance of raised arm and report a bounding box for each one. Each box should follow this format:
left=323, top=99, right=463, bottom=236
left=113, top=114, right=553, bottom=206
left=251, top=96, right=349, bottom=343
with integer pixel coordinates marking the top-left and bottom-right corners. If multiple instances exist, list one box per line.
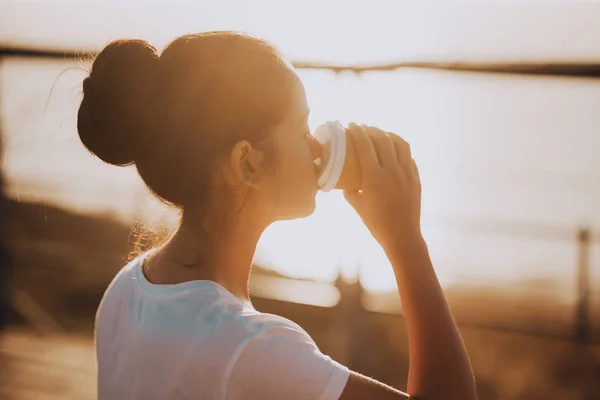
left=339, top=123, right=476, bottom=400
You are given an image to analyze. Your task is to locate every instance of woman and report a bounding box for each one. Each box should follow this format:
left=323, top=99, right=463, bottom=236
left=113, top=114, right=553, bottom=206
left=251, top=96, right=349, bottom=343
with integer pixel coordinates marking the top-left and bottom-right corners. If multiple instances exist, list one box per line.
left=79, top=31, right=476, bottom=400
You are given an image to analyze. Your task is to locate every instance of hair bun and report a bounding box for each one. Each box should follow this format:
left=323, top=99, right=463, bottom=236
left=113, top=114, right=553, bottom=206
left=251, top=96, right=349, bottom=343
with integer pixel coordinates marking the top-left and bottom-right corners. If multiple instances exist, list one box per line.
left=77, top=39, right=159, bottom=166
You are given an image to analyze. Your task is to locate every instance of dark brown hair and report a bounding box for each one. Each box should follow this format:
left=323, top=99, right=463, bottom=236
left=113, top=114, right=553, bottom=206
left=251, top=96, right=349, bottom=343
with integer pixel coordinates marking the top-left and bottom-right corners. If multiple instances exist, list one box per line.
left=78, top=32, right=296, bottom=219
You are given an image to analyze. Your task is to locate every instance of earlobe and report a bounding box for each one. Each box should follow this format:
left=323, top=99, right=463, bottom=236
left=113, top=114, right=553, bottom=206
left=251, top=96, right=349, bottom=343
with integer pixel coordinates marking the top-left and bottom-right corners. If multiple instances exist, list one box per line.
left=242, top=151, right=264, bottom=189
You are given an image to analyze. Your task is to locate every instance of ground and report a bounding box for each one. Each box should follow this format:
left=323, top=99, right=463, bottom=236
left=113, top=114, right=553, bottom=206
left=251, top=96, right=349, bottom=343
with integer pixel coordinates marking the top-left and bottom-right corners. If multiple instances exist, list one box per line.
left=0, top=328, right=96, bottom=400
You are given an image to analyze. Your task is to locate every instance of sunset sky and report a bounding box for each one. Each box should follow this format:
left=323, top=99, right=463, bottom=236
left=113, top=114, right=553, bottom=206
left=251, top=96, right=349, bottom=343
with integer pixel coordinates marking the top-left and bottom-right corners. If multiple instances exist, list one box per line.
left=2, top=1, right=600, bottom=63
left=1, top=1, right=599, bottom=293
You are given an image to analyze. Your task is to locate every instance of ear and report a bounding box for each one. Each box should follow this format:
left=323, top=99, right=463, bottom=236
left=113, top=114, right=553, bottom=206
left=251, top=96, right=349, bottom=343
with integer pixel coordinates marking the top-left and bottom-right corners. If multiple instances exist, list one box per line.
left=223, top=140, right=266, bottom=189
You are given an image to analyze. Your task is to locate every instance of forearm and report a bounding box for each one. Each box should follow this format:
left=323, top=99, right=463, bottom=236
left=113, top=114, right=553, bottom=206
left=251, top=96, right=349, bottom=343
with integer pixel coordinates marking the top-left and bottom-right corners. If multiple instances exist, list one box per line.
left=385, top=236, right=476, bottom=400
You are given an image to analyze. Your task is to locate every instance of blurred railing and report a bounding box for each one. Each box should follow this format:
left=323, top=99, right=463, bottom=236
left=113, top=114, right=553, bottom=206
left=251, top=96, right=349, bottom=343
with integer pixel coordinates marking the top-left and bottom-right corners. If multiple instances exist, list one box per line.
left=391, top=221, right=597, bottom=341
left=5, top=46, right=600, bottom=78
left=246, top=218, right=600, bottom=344
left=437, top=219, right=598, bottom=344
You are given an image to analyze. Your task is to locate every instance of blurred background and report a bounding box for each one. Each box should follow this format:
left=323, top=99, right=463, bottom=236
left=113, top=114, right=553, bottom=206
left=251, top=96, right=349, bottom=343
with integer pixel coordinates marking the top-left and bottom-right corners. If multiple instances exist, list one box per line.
left=1, top=1, right=599, bottom=399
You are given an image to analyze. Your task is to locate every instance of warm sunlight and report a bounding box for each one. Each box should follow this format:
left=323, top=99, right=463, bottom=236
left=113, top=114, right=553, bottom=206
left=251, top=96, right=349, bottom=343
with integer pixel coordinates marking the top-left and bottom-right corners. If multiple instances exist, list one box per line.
left=3, top=3, right=600, bottom=399
left=2, top=1, right=599, bottom=294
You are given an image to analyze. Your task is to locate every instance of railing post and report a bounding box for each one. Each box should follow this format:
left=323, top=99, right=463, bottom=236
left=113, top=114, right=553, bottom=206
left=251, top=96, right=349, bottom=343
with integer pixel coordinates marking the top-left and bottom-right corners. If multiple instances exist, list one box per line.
left=332, top=270, right=364, bottom=369
left=0, top=53, right=10, bottom=332
left=575, top=227, right=591, bottom=344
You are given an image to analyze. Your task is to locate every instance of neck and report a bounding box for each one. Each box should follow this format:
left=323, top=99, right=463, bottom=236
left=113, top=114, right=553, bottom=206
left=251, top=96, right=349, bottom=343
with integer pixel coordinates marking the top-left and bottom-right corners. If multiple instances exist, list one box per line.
left=160, top=208, right=268, bottom=301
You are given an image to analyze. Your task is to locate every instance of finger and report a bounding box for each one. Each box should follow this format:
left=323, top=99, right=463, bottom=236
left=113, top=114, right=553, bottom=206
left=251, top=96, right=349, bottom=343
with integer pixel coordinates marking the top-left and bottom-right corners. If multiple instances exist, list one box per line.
left=388, top=132, right=412, bottom=173
left=411, top=159, right=422, bottom=209
left=347, top=122, right=380, bottom=176
left=388, top=132, right=404, bottom=165
left=363, top=125, right=396, bottom=168
left=411, top=159, right=421, bottom=186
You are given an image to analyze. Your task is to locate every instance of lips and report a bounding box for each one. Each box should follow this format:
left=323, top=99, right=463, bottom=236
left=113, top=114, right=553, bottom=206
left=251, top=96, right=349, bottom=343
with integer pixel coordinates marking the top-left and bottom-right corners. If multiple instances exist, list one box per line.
left=313, top=158, right=322, bottom=175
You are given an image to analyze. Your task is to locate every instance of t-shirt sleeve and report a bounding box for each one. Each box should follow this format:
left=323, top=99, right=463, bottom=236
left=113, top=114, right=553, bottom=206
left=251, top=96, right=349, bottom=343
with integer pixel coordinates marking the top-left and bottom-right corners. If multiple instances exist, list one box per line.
left=225, top=321, right=350, bottom=400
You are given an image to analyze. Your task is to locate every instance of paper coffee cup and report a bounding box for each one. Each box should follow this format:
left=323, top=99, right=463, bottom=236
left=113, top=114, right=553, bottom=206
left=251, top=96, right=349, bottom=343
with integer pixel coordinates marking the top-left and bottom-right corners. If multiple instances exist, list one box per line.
left=314, top=121, right=362, bottom=192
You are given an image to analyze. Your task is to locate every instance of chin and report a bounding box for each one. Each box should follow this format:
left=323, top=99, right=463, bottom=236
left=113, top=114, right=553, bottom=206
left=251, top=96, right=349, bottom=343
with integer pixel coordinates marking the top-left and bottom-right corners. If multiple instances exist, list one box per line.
left=277, top=195, right=317, bottom=221
left=300, top=197, right=317, bottom=217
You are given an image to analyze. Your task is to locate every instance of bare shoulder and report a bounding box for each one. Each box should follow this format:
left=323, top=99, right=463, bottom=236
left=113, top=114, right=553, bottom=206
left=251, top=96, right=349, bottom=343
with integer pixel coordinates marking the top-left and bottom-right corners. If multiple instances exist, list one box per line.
left=339, top=371, right=413, bottom=400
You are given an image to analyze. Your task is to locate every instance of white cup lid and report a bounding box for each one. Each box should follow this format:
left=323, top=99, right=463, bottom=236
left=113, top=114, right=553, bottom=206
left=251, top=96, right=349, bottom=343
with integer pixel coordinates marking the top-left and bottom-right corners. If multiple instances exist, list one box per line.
left=314, top=121, right=346, bottom=192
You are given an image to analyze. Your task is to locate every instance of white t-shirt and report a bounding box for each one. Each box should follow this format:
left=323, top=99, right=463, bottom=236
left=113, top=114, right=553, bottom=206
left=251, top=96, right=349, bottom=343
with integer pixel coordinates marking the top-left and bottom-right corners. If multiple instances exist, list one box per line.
left=95, top=252, right=350, bottom=399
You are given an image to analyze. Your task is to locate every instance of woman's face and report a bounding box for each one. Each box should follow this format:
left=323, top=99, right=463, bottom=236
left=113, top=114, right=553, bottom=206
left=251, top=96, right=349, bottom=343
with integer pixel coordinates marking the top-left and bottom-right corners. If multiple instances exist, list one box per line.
left=263, top=74, right=323, bottom=221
